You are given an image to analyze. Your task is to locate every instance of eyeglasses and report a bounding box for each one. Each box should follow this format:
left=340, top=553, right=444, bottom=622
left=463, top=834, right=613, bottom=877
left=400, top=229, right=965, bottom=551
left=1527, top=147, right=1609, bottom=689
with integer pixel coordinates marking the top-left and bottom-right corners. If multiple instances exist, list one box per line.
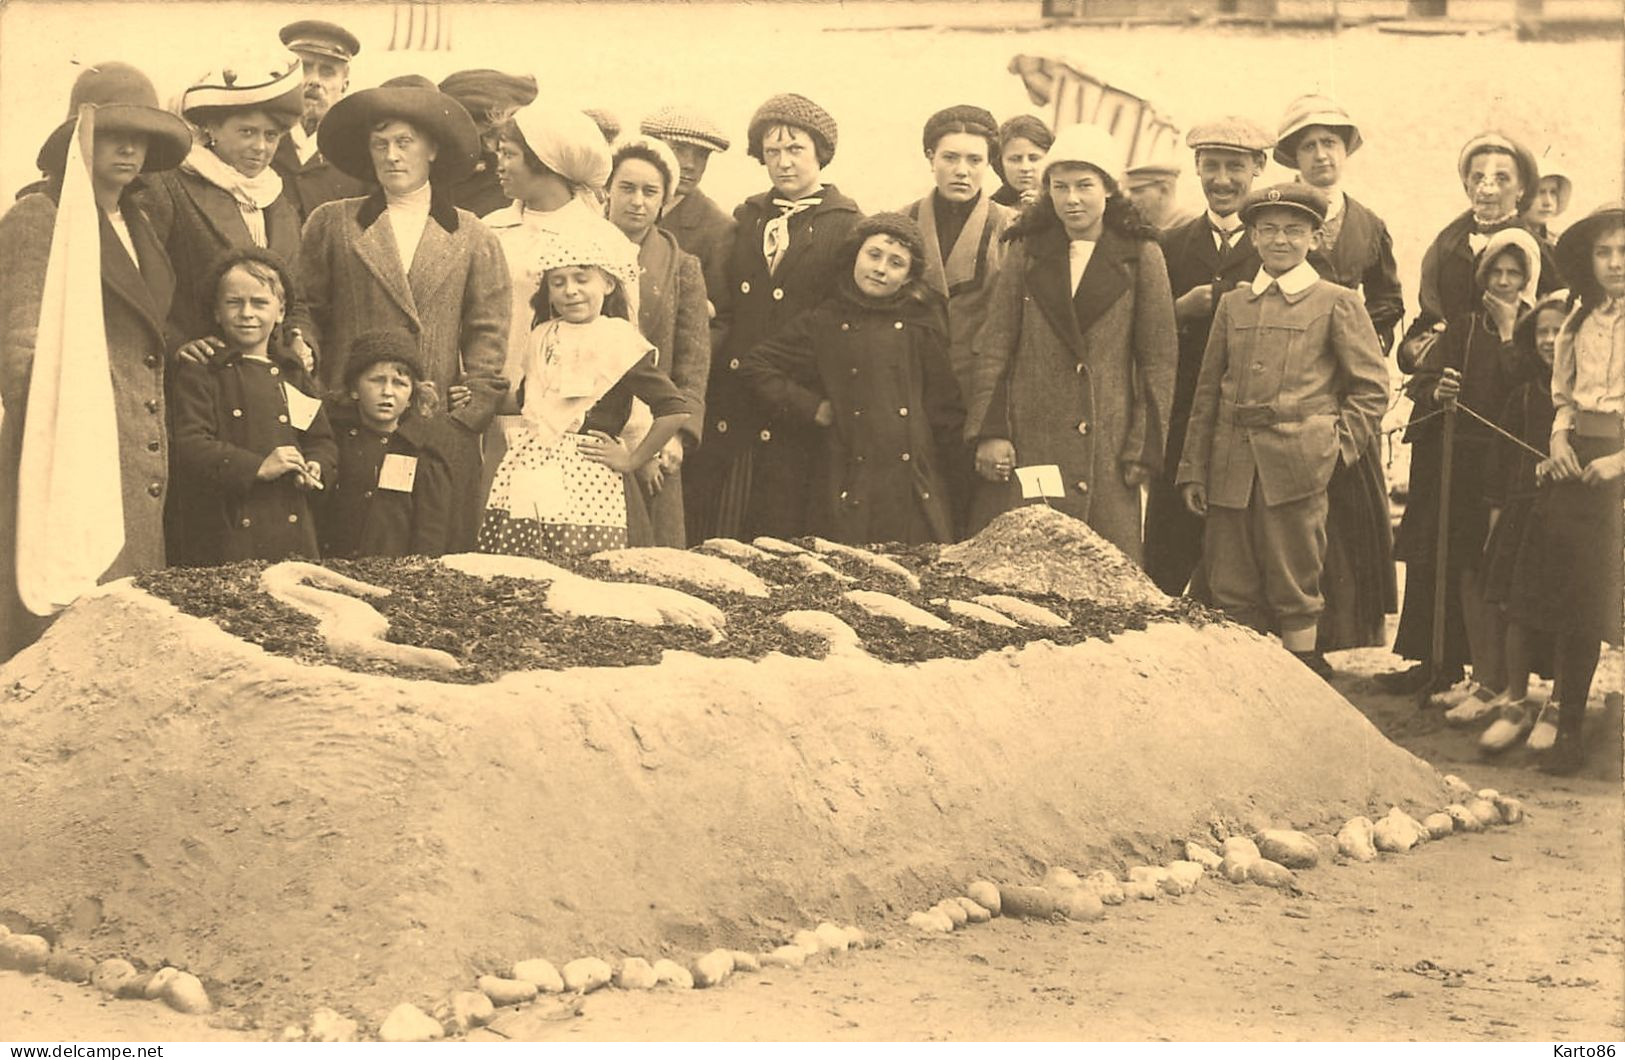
left=1253, top=223, right=1313, bottom=240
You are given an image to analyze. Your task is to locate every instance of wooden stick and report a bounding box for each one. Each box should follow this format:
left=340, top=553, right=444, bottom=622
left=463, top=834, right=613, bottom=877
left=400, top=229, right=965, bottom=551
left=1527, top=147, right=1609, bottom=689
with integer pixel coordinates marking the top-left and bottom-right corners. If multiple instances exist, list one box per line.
left=1425, top=404, right=1457, bottom=704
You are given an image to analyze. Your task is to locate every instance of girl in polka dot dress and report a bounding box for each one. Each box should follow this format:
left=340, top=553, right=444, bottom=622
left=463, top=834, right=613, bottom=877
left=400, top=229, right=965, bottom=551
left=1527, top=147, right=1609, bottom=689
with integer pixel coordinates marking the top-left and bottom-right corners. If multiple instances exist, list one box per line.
left=478, top=228, right=693, bottom=557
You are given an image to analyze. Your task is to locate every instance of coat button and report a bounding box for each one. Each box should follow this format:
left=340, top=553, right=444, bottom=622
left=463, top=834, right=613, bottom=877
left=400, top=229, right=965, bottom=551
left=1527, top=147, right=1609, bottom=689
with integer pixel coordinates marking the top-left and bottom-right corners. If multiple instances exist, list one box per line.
left=728, top=358, right=740, bottom=370
left=1253, top=362, right=1264, bottom=371
left=240, top=517, right=252, bottom=528
left=147, top=440, right=160, bottom=452
left=147, top=399, right=161, bottom=413
left=855, top=454, right=865, bottom=463
left=146, top=482, right=161, bottom=498
left=716, top=419, right=728, bottom=433
left=898, top=407, right=909, bottom=417
left=1076, top=420, right=1089, bottom=435
left=1077, top=480, right=1089, bottom=494
left=922, top=491, right=930, bottom=500
left=900, top=452, right=911, bottom=462
left=406, top=321, right=420, bottom=335
left=364, top=490, right=373, bottom=499
left=269, top=365, right=280, bottom=376
left=288, top=513, right=299, bottom=524
left=144, top=354, right=159, bottom=368
left=758, top=429, right=772, bottom=442
left=740, top=281, right=751, bottom=294
left=893, top=321, right=903, bottom=330
left=849, top=367, right=859, bottom=376
left=277, top=413, right=289, bottom=424
left=853, top=409, right=862, bottom=418
left=231, top=408, right=243, bottom=418
left=1074, top=363, right=1084, bottom=375
left=772, top=288, right=784, bottom=301
left=840, top=322, right=850, bottom=331
left=349, top=428, right=359, bottom=436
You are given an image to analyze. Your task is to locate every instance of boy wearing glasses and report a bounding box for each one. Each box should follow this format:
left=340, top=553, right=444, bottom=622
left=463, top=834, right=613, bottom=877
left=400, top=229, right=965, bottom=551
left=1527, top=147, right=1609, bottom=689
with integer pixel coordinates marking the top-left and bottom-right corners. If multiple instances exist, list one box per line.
left=1175, top=184, right=1388, bottom=678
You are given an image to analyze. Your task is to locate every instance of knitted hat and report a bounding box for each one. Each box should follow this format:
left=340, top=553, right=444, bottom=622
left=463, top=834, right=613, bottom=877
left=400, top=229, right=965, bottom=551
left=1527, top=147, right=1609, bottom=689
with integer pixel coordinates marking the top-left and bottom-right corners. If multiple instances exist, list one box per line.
left=1554, top=201, right=1625, bottom=295
left=848, top=211, right=927, bottom=278
left=747, top=93, right=837, bottom=167
left=1474, top=226, right=1543, bottom=305
left=437, top=69, right=538, bottom=126
left=181, top=51, right=305, bottom=127
left=1457, top=131, right=1540, bottom=213
left=1239, top=183, right=1328, bottom=226
left=1272, top=94, right=1363, bottom=168
left=36, top=60, right=193, bottom=175
left=991, top=114, right=1052, bottom=182
left=583, top=108, right=621, bottom=143
left=318, top=81, right=481, bottom=184
left=922, top=104, right=999, bottom=154
left=280, top=20, right=361, bottom=62
left=640, top=104, right=730, bottom=153
left=610, top=134, right=681, bottom=206
left=509, top=102, right=612, bottom=191
left=1186, top=116, right=1273, bottom=158
left=343, top=329, right=426, bottom=387
left=1042, top=123, right=1123, bottom=188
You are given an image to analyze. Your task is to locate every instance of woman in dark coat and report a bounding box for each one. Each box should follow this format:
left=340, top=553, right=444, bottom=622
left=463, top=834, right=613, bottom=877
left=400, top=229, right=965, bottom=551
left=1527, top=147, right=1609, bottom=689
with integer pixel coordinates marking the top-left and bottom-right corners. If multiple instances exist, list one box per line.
left=962, top=123, right=1177, bottom=563
left=683, top=93, right=862, bottom=542
left=740, top=213, right=963, bottom=545
left=0, top=62, right=192, bottom=660
left=605, top=136, right=712, bottom=548
left=1273, top=96, right=1401, bottom=654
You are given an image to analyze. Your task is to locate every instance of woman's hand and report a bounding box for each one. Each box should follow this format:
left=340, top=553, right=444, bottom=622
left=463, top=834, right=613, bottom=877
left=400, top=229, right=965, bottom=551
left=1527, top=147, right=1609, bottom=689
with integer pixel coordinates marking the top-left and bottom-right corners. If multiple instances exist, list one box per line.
left=578, top=430, right=635, bottom=473
left=975, top=438, right=1016, bottom=482
left=447, top=384, right=472, bottom=411
left=1548, top=432, right=1583, bottom=481
left=1121, top=461, right=1153, bottom=488
left=1581, top=451, right=1625, bottom=486
left=1433, top=367, right=1461, bottom=407
left=1173, top=285, right=1214, bottom=322
left=813, top=399, right=835, bottom=428
left=635, top=458, right=665, bottom=495
left=1180, top=482, right=1208, bottom=517
left=175, top=336, right=226, bottom=365
left=657, top=434, right=685, bottom=473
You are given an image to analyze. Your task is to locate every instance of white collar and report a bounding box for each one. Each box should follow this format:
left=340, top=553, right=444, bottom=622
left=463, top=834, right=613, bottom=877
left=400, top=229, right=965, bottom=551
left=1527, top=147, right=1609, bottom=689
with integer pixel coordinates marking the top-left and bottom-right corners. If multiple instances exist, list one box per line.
left=1205, top=208, right=1241, bottom=233
left=1251, top=259, right=1320, bottom=296
left=1321, top=187, right=1345, bottom=220
left=385, top=182, right=433, bottom=210
left=289, top=123, right=316, bottom=149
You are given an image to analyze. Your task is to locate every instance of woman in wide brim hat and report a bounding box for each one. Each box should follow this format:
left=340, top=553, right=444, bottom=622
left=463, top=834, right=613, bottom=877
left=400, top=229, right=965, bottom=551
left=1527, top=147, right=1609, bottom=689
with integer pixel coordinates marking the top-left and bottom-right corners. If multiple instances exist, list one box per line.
left=317, top=82, right=481, bottom=186
left=1, top=60, right=191, bottom=660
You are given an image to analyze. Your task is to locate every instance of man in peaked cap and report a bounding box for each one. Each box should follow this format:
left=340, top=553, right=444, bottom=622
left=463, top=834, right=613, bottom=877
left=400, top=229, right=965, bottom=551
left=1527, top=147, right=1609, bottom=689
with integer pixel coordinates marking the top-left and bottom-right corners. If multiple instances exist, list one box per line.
left=642, top=104, right=737, bottom=317
left=1144, top=116, right=1272, bottom=598
left=273, top=19, right=371, bottom=220
left=1124, top=162, right=1193, bottom=231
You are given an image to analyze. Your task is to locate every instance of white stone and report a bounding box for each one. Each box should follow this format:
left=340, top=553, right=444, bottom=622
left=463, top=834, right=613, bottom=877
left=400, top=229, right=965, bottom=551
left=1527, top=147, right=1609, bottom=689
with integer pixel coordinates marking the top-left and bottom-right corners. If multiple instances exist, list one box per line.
left=477, top=974, right=538, bottom=1006
left=91, top=958, right=137, bottom=997
left=1123, top=879, right=1160, bottom=901
left=907, top=910, right=956, bottom=933
left=1445, top=803, right=1484, bottom=833
left=143, top=967, right=179, bottom=999
left=969, top=594, right=1069, bottom=627
left=592, top=547, right=771, bottom=598
left=842, top=926, right=872, bottom=950
left=1056, top=888, right=1106, bottom=921
left=652, top=958, right=695, bottom=987
left=307, top=1008, right=359, bottom=1043
left=1466, top=798, right=1502, bottom=828
left=954, top=897, right=991, bottom=923
left=1442, top=774, right=1475, bottom=799
left=1184, top=842, right=1223, bottom=871
left=944, top=599, right=1020, bottom=627
left=792, top=553, right=855, bottom=582
left=1257, top=829, right=1321, bottom=869
left=731, top=950, right=762, bottom=973
left=932, top=900, right=968, bottom=928
left=1372, top=813, right=1419, bottom=853
left=1082, top=870, right=1125, bottom=905
left=613, top=958, right=658, bottom=991
left=163, top=972, right=211, bottom=1014
left=814, top=922, right=851, bottom=951
left=440, top=991, right=495, bottom=1033
left=842, top=589, right=952, bottom=630
left=1127, top=865, right=1170, bottom=887
left=1221, top=836, right=1261, bottom=865
left=511, top=958, right=564, bottom=993
left=1422, top=812, right=1456, bottom=839
left=1494, top=796, right=1525, bottom=824
left=379, top=1003, right=444, bottom=1043
left=1476, top=788, right=1500, bottom=801
left=760, top=945, right=807, bottom=969
left=693, top=949, right=735, bottom=988
left=1042, top=866, right=1084, bottom=892
left=966, top=880, right=1002, bottom=915
left=561, top=957, right=612, bottom=994
left=0, top=934, right=49, bottom=974
left=1336, top=816, right=1379, bottom=861
left=1165, top=860, right=1204, bottom=893
left=776, top=610, right=866, bottom=655
left=1248, top=859, right=1298, bottom=890
left=790, top=928, right=823, bottom=955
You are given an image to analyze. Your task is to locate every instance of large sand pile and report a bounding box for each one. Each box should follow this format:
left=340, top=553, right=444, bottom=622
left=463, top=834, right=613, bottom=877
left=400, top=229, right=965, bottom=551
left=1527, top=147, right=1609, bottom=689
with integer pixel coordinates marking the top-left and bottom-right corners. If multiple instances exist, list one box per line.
left=0, top=513, right=1447, bottom=1029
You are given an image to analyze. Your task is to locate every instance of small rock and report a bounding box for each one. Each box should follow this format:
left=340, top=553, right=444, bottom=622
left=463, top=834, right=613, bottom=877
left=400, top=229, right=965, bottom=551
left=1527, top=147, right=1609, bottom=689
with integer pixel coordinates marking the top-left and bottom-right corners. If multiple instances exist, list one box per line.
left=91, top=958, right=138, bottom=998
left=1336, top=816, right=1379, bottom=861
left=760, top=945, right=807, bottom=969
left=163, top=972, right=211, bottom=1015
left=1312, top=833, right=1341, bottom=860
left=1056, top=888, right=1106, bottom=921
left=842, top=926, right=872, bottom=950
left=693, top=949, right=735, bottom=988
left=1127, top=865, right=1171, bottom=887
left=614, top=958, right=659, bottom=991
left=1445, top=803, right=1484, bottom=833
left=1442, top=774, right=1475, bottom=799
left=1221, top=836, right=1261, bottom=866
left=279, top=1025, right=305, bottom=1042
left=1256, top=829, right=1321, bottom=869
left=1494, top=797, right=1525, bottom=824
left=906, top=910, right=955, bottom=933
left=1123, top=879, right=1160, bottom=901
left=477, top=974, right=538, bottom=1006
left=998, top=884, right=1057, bottom=919
left=966, top=880, right=1002, bottom=916
left=118, top=973, right=155, bottom=1000
left=814, top=922, right=851, bottom=951
left=1372, top=814, right=1419, bottom=853
left=307, top=1007, right=359, bottom=1043
left=954, top=897, right=991, bottom=923
left=1041, top=866, right=1083, bottom=892
left=438, top=991, right=495, bottom=1034
left=1184, top=842, right=1223, bottom=871
left=0, top=934, right=50, bottom=973
left=144, top=966, right=179, bottom=999
left=45, top=951, right=95, bottom=983
left=652, top=958, right=696, bottom=987
left=1387, top=807, right=1432, bottom=844
left=790, top=929, right=823, bottom=955
left=1165, top=861, right=1204, bottom=893
left=1423, top=812, right=1457, bottom=839
left=1466, top=798, right=1502, bottom=828
left=379, top=1003, right=444, bottom=1043
left=931, top=901, right=968, bottom=928
left=561, top=958, right=612, bottom=994
left=1248, top=859, right=1298, bottom=891
left=1219, top=854, right=1253, bottom=883
left=1475, top=788, right=1500, bottom=802
left=511, top=958, right=564, bottom=993
left=1083, top=870, right=1125, bottom=905
left=730, top=950, right=762, bottom=973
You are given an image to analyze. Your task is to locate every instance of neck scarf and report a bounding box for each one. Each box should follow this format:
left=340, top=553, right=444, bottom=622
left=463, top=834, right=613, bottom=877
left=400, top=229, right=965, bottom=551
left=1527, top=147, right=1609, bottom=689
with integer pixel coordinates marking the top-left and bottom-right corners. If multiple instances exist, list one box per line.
left=762, top=194, right=822, bottom=274
left=184, top=143, right=283, bottom=248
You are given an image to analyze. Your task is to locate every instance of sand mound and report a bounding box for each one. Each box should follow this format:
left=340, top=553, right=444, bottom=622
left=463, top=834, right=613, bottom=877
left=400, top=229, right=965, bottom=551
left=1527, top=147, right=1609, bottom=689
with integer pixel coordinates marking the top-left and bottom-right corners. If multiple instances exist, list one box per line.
left=0, top=516, right=1446, bottom=1031
left=938, top=506, right=1168, bottom=608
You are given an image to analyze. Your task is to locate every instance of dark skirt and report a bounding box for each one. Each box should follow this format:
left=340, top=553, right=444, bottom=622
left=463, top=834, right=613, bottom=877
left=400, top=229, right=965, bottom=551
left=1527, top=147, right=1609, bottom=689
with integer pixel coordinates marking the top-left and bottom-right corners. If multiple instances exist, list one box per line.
left=1506, top=433, right=1624, bottom=645
left=1391, top=433, right=1492, bottom=665
left=1317, top=438, right=1398, bottom=651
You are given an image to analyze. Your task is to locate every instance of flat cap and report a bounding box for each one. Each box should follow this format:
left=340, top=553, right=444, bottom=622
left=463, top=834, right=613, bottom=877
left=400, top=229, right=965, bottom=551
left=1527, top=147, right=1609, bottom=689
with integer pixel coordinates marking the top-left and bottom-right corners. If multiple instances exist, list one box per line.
left=641, top=104, right=730, bottom=153
left=1123, top=162, right=1181, bottom=188
left=1239, top=182, right=1328, bottom=226
left=1186, top=116, right=1273, bottom=156
left=279, top=20, right=361, bottom=62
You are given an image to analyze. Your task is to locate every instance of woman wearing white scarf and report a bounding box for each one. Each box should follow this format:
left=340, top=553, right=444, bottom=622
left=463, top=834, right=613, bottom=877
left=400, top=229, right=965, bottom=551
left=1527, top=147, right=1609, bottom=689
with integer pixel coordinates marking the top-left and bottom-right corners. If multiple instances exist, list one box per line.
left=136, top=51, right=316, bottom=375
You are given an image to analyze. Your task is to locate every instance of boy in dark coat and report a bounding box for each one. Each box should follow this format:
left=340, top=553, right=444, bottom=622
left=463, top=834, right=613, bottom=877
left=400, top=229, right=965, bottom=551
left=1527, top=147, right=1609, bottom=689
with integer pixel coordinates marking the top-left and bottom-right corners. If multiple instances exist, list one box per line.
left=740, top=213, right=963, bottom=544
left=171, top=248, right=336, bottom=565
left=319, top=330, right=454, bottom=558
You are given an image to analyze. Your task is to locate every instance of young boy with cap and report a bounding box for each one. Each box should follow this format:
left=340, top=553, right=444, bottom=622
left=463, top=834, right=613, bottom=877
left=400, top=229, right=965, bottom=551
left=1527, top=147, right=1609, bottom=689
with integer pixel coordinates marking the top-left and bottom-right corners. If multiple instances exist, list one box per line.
left=319, top=330, right=454, bottom=559
left=1176, top=184, right=1388, bottom=677
left=1143, top=117, right=1271, bottom=597
left=641, top=104, right=737, bottom=315
left=274, top=19, right=371, bottom=220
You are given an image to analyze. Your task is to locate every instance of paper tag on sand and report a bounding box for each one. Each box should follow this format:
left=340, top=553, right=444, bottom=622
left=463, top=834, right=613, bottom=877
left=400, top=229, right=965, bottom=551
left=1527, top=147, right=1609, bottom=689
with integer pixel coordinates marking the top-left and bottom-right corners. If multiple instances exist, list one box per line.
left=378, top=453, right=419, bottom=493
left=283, top=383, right=322, bottom=432
left=1015, top=464, right=1065, bottom=500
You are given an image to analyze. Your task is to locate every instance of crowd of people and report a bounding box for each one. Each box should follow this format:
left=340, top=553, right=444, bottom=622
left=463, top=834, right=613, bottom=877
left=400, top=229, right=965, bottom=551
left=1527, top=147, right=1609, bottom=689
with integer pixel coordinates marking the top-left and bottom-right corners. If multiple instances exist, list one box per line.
left=0, top=21, right=1618, bottom=777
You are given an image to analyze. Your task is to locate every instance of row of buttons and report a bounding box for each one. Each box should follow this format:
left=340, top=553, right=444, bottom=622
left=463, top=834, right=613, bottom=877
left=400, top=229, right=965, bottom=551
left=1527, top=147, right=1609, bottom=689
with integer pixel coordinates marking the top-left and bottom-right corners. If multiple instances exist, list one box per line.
left=837, top=321, right=907, bottom=332
left=739, top=281, right=785, bottom=302
left=236, top=513, right=302, bottom=528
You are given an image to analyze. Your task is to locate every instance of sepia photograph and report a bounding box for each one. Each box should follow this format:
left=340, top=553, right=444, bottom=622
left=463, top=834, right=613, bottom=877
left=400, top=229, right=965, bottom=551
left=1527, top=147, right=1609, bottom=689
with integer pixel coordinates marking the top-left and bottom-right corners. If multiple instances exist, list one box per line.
left=0, top=0, right=1621, bottom=1045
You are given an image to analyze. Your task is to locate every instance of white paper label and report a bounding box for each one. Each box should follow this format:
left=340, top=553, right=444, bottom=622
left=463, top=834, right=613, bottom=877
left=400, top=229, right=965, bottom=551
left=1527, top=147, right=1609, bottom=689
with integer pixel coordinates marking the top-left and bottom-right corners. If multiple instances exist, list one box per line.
left=378, top=453, right=419, bottom=493
left=283, top=383, right=322, bottom=432
left=1015, top=464, right=1065, bottom=500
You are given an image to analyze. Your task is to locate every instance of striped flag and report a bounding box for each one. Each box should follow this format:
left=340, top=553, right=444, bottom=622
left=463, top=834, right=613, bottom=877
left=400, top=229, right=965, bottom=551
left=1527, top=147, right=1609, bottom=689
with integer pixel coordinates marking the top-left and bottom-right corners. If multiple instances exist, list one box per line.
left=1007, top=54, right=1183, bottom=172
left=15, top=105, right=125, bottom=616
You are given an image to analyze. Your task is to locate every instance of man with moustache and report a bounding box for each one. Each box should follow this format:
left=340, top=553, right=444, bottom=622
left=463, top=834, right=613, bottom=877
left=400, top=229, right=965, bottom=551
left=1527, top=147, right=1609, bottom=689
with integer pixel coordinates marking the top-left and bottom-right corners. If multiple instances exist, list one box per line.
left=273, top=20, right=371, bottom=222
left=1142, top=117, right=1272, bottom=597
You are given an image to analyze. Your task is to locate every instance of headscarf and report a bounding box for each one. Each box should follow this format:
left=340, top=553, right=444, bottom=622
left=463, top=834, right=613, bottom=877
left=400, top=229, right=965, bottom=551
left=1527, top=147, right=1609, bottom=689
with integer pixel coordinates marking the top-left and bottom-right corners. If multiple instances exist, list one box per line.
left=510, top=102, right=612, bottom=203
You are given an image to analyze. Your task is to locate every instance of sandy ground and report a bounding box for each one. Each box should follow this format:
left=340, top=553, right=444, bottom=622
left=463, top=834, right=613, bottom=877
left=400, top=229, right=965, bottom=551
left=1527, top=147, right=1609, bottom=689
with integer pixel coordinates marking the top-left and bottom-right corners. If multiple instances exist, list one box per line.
left=4, top=631, right=1619, bottom=1044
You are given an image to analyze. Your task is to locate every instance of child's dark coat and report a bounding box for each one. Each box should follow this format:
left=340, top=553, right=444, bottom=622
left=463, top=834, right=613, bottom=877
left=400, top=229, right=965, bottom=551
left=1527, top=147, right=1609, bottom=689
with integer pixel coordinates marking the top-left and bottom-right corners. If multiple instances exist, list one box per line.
left=319, top=403, right=455, bottom=559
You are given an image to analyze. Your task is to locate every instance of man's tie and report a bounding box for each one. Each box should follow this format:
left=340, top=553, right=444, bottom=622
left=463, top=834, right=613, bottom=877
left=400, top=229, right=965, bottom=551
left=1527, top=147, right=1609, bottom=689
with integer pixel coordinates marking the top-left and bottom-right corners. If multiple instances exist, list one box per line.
left=763, top=197, right=821, bottom=275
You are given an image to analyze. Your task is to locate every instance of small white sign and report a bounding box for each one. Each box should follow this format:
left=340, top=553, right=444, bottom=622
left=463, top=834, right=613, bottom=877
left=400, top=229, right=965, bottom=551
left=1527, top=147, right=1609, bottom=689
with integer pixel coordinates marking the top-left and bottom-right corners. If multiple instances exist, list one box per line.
left=378, top=453, right=419, bottom=493
left=1015, top=464, right=1065, bottom=500
left=283, top=383, right=323, bottom=432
